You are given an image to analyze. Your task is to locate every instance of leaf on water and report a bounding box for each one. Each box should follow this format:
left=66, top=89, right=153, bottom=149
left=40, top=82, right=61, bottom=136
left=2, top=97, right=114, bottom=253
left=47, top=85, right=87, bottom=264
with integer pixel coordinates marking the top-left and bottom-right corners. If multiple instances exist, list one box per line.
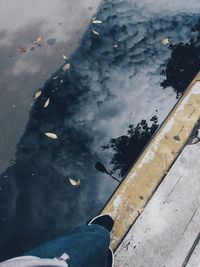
left=33, top=89, right=42, bottom=100
left=69, top=178, right=81, bottom=187
left=62, top=54, right=67, bottom=60
left=44, top=98, right=50, bottom=108
left=92, top=29, right=100, bottom=36
left=17, top=47, right=26, bottom=53
left=162, top=37, right=170, bottom=45
left=33, top=35, right=43, bottom=45
left=197, top=129, right=200, bottom=139
left=62, top=63, right=70, bottom=71
left=92, top=20, right=103, bottom=24
left=113, top=44, right=118, bottom=48
left=191, top=137, right=200, bottom=144
left=44, top=132, right=58, bottom=139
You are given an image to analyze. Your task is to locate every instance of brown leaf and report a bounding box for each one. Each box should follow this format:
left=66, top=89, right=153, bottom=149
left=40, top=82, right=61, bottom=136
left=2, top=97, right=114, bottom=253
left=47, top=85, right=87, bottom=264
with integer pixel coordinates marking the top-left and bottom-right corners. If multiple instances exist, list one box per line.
left=62, top=54, right=67, bottom=60
left=17, top=47, right=26, bottom=53
left=92, top=29, right=100, bottom=36
left=33, top=89, right=42, bottom=100
left=44, top=98, right=50, bottom=108
left=33, top=35, right=43, bottom=45
left=162, top=37, right=170, bottom=45
left=69, top=178, right=81, bottom=187
left=62, top=63, right=70, bottom=71
left=44, top=132, right=58, bottom=139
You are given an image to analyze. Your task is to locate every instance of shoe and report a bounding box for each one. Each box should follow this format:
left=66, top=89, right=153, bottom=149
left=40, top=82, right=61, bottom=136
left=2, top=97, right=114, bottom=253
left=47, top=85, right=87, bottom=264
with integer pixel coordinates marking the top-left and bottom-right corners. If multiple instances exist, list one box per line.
left=87, top=214, right=114, bottom=232
left=107, top=247, right=114, bottom=267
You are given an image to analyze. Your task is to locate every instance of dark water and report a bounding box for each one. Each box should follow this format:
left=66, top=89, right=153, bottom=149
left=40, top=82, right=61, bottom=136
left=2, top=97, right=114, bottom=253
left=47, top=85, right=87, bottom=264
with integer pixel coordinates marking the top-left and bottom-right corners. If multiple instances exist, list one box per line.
left=0, top=0, right=200, bottom=260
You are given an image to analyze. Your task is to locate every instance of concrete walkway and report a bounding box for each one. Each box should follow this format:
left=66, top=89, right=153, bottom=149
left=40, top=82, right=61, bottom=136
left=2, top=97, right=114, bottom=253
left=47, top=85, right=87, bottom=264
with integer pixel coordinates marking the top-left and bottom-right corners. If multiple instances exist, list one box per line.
left=115, top=140, right=200, bottom=267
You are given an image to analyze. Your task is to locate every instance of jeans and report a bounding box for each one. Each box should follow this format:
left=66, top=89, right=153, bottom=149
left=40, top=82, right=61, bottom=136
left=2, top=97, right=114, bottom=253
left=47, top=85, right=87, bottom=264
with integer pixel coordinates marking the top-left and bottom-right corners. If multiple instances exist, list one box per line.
left=24, top=224, right=110, bottom=267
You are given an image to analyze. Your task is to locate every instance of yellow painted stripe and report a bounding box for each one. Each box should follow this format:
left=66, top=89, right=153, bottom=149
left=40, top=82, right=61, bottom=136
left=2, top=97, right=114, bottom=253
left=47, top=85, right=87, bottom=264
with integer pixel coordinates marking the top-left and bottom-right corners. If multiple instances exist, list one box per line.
left=101, top=72, right=200, bottom=250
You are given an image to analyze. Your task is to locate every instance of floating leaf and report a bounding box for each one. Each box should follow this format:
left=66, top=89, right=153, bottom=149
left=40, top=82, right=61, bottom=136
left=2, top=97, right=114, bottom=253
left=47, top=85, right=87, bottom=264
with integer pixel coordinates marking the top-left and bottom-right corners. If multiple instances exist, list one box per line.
left=62, top=63, right=70, bottom=71
left=33, top=89, right=42, bottom=100
left=92, top=29, right=100, bottom=36
left=44, top=132, right=58, bottom=139
left=44, top=98, right=50, bottom=108
left=17, top=47, right=26, bottom=53
left=69, top=178, right=81, bottom=187
left=197, top=129, right=200, bottom=139
left=162, top=37, right=170, bottom=45
left=113, top=44, right=118, bottom=48
left=92, top=20, right=103, bottom=24
left=62, top=54, right=67, bottom=60
left=33, top=35, right=43, bottom=45
left=191, top=137, right=200, bottom=144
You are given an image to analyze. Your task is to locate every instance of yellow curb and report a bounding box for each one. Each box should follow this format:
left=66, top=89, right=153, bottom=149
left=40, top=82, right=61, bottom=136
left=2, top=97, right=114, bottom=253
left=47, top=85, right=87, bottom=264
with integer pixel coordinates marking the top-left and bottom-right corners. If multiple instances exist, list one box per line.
left=101, top=72, right=200, bottom=250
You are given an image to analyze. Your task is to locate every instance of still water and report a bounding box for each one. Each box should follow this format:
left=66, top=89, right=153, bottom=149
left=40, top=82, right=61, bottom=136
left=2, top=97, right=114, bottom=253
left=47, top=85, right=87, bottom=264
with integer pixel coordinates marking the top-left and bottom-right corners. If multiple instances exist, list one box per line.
left=0, top=0, right=200, bottom=260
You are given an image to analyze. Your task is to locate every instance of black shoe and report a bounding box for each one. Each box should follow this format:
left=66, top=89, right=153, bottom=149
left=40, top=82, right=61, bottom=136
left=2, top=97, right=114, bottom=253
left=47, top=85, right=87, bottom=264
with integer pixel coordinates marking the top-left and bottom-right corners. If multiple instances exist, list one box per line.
left=87, top=214, right=114, bottom=232
left=107, top=247, right=114, bottom=267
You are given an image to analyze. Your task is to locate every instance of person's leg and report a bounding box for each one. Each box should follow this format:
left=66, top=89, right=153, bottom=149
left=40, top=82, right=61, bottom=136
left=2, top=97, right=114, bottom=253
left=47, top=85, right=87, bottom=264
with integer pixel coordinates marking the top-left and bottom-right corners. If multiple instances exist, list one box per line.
left=24, top=224, right=110, bottom=267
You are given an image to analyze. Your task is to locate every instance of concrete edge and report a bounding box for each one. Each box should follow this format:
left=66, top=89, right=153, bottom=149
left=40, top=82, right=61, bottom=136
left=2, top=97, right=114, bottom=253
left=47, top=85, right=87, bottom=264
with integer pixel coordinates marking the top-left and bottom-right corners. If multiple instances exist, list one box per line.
left=101, top=72, right=200, bottom=250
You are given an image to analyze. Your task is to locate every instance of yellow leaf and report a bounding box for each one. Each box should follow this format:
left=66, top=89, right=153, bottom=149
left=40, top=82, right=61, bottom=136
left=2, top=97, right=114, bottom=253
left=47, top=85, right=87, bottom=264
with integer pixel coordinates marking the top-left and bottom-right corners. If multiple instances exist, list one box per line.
left=92, top=29, right=100, bottom=36
left=92, top=20, right=103, bottom=24
left=33, top=89, right=42, bottom=100
left=17, top=47, right=26, bottom=53
left=162, top=37, right=170, bottom=45
left=44, top=98, right=50, bottom=108
left=69, top=178, right=81, bottom=187
left=62, top=63, right=70, bottom=71
left=44, top=132, right=58, bottom=139
left=33, top=35, right=43, bottom=45
left=62, top=54, right=67, bottom=60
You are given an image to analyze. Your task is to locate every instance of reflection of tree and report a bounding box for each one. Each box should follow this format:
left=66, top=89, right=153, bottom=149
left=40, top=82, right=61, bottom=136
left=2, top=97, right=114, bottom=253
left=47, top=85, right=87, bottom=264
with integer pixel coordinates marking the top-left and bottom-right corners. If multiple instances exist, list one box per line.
left=101, top=116, right=158, bottom=178
left=161, top=18, right=200, bottom=97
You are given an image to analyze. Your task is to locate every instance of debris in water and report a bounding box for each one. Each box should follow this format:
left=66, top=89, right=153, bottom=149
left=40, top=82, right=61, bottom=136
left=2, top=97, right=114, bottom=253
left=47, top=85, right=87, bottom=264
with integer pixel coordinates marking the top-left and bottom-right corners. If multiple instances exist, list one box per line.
left=162, top=37, right=170, bottom=45
left=33, top=35, right=43, bottom=45
left=191, top=137, right=200, bottom=144
left=44, top=98, right=50, bottom=108
left=69, top=178, right=81, bottom=187
left=62, top=63, right=70, bottom=71
left=33, top=89, right=42, bottom=100
left=197, top=129, right=200, bottom=139
left=44, top=132, right=58, bottom=139
left=62, top=55, right=67, bottom=60
left=53, top=76, right=58, bottom=80
left=92, top=29, right=100, bottom=36
left=92, top=20, right=103, bottom=24
left=113, top=44, right=118, bottom=48
left=17, top=47, right=26, bottom=53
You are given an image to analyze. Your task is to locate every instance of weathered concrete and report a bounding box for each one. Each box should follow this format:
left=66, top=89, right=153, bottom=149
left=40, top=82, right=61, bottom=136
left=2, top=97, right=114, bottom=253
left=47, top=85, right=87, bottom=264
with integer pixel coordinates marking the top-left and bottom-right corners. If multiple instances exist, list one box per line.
left=114, top=141, right=200, bottom=267
left=186, top=240, right=200, bottom=267
left=101, top=72, right=200, bottom=250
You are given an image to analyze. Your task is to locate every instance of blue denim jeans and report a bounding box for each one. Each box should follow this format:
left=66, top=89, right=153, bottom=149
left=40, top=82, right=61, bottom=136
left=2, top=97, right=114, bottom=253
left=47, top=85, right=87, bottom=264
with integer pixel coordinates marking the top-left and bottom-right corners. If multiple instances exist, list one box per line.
left=24, top=224, right=110, bottom=267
